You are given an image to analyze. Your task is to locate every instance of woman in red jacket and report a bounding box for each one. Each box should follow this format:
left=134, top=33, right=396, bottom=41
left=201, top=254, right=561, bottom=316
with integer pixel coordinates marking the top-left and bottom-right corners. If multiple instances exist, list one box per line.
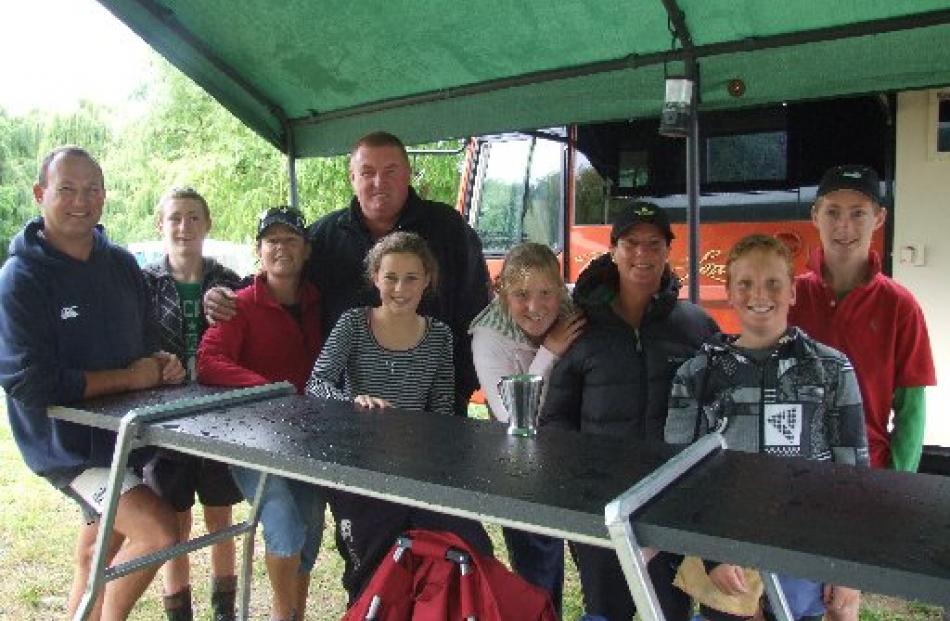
left=198, top=206, right=323, bottom=621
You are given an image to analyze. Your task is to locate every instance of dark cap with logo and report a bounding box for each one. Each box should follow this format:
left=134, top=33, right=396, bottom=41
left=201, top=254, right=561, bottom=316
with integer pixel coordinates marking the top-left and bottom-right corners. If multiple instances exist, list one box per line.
left=816, top=165, right=883, bottom=205
left=610, top=201, right=674, bottom=245
left=257, top=206, right=307, bottom=239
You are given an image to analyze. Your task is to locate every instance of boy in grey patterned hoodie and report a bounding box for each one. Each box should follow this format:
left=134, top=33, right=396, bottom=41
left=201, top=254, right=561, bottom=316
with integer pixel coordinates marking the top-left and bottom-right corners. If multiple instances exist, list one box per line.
left=665, top=234, right=869, bottom=621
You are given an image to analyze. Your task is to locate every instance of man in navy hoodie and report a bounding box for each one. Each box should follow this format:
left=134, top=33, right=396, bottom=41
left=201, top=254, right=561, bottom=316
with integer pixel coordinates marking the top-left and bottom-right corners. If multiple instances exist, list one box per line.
left=0, top=147, right=185, bottom=620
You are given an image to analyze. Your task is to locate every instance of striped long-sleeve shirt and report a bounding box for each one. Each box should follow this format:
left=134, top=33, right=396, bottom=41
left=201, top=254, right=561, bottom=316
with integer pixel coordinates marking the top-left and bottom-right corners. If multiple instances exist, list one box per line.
left=306, top=307, right=455, bottom=416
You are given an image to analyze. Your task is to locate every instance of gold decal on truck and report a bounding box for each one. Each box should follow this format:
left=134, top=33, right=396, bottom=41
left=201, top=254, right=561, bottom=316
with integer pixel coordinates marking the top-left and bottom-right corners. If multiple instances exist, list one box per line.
left=574, top=249, right=728, bottom=284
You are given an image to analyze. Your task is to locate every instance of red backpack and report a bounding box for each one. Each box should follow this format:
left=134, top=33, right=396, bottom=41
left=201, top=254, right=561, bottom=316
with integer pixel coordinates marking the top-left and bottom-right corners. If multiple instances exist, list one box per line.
left=341, top=529, right=559, bottom=621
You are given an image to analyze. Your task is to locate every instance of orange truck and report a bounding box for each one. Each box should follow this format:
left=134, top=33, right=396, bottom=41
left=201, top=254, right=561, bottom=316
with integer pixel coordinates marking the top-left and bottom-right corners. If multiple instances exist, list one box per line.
left=456, top=94, right=889, bottom=333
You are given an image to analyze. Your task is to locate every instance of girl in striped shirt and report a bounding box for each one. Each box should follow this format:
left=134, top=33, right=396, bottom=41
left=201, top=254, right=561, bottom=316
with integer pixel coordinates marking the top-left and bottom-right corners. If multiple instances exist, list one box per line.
left=306, top=232, right=493, bottom=602
left=306, top=230, right=453, bottom=415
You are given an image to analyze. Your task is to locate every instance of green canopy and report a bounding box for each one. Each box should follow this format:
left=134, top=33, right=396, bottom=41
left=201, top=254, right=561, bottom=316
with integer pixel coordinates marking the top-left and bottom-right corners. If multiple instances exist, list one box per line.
left=97, top=0, right=950, bottom=156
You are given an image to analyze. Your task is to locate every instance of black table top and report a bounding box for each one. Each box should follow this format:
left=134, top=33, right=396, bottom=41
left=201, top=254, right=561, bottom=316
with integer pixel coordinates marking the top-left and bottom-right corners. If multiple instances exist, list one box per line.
left=51, top=383, right=950, bottom=606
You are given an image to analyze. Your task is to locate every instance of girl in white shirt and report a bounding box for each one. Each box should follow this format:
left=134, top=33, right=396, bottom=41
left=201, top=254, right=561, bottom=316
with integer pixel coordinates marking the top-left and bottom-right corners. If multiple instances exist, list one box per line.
left=468, top=242, right=584, bottom=614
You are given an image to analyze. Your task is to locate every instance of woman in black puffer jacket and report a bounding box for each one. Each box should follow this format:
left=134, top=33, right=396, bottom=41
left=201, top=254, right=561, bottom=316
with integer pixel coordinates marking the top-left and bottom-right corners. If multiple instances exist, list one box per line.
left=540, top=202, right=718, bottom=621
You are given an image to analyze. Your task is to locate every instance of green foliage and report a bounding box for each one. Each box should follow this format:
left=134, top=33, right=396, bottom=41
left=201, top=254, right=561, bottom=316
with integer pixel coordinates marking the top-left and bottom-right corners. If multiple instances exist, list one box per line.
left=0, top=104, right=114, bottom=261
left=0, top=55, right=464, bottom=257
left=574, top=160, right=610, bottom=225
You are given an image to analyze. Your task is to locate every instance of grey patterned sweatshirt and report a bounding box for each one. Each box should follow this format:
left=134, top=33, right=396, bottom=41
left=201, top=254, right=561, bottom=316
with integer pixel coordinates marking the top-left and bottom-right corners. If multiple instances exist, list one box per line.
left=665, top=327, right=869, bottom=466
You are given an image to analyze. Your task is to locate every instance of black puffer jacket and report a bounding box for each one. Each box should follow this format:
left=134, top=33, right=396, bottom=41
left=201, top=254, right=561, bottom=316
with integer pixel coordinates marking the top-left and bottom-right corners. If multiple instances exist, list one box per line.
left=540, top=253, right=719, bottom=439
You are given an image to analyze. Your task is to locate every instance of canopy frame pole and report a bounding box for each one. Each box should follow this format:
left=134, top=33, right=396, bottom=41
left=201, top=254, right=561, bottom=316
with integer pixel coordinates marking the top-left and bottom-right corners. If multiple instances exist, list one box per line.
left=287, top=152, right=299, bottom=209
left=685, top=65, right=701, bottom=303
left=661, top=0, right=701, bottom=302
left=279, top=113, right=299, bottom=209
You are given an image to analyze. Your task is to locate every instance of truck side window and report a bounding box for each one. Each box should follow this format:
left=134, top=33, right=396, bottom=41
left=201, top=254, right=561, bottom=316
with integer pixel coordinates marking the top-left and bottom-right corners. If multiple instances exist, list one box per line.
left=523, top=138, right=563, bottom=251
left=574, top=151, right=628, bottom=225
left=940, top=97, right=950, bottom=152
left=471, top=136, right=563, bottom=255
left=471, top=139, right=531, bottom=255
left=573, top=150, right=608, bottom=225
left=706, top=131, right=787, bottom=183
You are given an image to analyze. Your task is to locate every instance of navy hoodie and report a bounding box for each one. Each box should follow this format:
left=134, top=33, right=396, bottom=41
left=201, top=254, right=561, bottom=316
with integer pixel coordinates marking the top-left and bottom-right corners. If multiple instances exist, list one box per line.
left=0, top=217, right=156, bottom=486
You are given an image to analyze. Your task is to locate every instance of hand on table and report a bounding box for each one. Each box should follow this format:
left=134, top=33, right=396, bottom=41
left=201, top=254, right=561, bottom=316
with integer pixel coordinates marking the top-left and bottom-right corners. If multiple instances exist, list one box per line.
left=126, top=356, right=162, bottom=390
left=152, top=351, right=186, bottom=385
left=355, top=394, right=393, bottom=409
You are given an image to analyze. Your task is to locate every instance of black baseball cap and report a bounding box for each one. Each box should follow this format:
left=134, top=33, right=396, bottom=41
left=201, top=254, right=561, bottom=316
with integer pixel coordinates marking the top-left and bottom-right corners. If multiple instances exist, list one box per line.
left=257, top=206, right=307, bottom=239
left=816, top=165, right=883, bottom=205
left=610, top=201, right=674, bottom=244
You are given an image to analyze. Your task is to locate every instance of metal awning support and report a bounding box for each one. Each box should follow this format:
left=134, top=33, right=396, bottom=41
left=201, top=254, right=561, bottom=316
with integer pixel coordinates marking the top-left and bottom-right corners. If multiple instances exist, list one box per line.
left=278, top=110, right=300, bottom=209
left=287, top=152, right=298, bottom=209
left=661, top=0, right=701, bottom=303
left=685, top=65, right=701, bottom=304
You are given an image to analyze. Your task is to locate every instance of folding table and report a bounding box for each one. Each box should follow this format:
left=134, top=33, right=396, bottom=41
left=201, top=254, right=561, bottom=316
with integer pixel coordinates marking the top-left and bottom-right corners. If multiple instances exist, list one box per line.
left=50, top=383, right=950, bottom=621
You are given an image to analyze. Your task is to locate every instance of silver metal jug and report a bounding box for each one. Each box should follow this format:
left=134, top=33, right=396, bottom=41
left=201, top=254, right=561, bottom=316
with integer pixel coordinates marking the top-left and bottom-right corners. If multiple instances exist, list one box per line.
left=497, top=374, right=543, bottom=437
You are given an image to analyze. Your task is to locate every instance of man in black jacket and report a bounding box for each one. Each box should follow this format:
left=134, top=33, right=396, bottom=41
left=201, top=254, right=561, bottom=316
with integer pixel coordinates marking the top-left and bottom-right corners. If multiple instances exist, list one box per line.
left=308, top=131, right=490, bottom=416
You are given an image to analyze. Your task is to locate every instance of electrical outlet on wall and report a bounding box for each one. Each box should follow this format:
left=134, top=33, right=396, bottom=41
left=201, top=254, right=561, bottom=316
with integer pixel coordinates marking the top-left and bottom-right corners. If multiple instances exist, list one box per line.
left=898, top=244, right=927, bottom=267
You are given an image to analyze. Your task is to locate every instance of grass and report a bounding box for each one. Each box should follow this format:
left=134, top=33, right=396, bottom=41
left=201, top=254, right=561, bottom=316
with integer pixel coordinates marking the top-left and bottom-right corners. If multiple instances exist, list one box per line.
left=0, top=401, right=944, bottom=620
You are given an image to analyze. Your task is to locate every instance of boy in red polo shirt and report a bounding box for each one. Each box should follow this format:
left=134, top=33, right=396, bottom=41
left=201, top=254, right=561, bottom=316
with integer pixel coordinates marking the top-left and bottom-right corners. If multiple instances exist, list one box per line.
left=789, top=164, right=936, bottom=618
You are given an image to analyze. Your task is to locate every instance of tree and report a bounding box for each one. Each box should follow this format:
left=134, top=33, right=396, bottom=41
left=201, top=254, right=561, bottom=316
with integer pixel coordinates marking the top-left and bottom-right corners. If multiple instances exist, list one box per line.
left=0, top=104, right=114, bottom=261
left=0, top=53, right=465, bottom=257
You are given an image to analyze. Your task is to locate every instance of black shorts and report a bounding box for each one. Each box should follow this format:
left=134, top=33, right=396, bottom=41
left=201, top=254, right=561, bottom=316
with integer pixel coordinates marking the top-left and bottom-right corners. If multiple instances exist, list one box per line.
left=144, top=450, right=243, bottom=512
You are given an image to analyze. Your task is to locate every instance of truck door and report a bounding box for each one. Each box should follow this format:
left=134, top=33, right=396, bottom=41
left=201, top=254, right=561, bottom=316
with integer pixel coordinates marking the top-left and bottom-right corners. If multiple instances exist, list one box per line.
left=464, top=133, right=565, bottom=279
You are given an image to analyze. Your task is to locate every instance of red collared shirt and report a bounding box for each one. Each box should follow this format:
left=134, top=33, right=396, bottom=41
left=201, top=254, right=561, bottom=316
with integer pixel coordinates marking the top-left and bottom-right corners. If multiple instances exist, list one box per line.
left=789, top=248, right=935, bottom=468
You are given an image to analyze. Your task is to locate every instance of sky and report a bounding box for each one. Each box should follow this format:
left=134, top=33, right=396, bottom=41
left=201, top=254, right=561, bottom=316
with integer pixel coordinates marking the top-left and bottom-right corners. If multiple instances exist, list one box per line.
left=0, top=0, right=152, bottom=116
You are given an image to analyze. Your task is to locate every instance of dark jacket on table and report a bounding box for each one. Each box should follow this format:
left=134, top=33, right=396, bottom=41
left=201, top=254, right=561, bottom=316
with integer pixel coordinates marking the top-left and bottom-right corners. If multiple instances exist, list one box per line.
left=142, top=256, right=242, bottom=363
left=540, top=253, right=719, bottom=439
left=307, top=187, right=490, bottom=407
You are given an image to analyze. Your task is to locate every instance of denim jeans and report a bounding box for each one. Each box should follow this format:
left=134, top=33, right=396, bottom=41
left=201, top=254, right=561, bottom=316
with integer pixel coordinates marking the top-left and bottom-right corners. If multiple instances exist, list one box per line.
left=231, top=466, right=326, bottom=572
left=773, top=575, right=825, bottom=619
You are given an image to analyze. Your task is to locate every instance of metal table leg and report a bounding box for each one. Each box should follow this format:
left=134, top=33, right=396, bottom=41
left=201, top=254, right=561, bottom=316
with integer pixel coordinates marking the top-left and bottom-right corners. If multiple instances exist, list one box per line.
left=604, top=433, right=725, bottom=621
left=238, top=469, right=269, bottom=621
left=762, top=571, right=794, bottom=621
left=72, top=383, right=294, bottom=621
left=605, top=433, right=796, bottom=621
